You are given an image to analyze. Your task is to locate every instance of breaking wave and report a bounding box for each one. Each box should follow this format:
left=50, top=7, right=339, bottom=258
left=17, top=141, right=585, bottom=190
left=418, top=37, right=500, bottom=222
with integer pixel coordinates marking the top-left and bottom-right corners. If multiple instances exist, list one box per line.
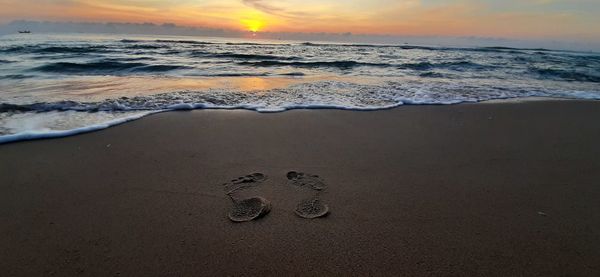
left=33, top=61, right=189, bottom=74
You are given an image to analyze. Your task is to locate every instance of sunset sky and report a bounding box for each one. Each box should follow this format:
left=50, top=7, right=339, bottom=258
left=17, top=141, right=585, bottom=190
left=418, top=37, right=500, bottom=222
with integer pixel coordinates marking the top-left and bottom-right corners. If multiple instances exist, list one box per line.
left=1, top=0, right=599, bottom=41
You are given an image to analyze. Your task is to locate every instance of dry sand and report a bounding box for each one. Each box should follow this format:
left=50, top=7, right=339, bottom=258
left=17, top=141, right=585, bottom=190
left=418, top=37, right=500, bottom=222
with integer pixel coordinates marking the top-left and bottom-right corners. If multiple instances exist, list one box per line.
left=1, top=101, right=600, bottom=276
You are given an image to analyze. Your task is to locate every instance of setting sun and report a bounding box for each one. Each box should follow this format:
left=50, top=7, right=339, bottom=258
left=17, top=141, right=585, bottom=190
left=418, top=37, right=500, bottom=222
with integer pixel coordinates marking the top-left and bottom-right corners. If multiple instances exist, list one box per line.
left=241, top=18, right=264, bottom=32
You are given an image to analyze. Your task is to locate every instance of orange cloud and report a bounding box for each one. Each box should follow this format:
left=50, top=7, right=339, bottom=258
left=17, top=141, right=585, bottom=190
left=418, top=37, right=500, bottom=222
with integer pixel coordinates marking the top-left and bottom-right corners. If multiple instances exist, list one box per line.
left=0, top=0, right=598, bottom=40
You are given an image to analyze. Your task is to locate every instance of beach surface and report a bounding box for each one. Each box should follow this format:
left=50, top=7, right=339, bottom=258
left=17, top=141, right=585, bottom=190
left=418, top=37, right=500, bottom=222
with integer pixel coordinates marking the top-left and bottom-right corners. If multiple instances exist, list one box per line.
left=1, top=100, right=600, bottom=276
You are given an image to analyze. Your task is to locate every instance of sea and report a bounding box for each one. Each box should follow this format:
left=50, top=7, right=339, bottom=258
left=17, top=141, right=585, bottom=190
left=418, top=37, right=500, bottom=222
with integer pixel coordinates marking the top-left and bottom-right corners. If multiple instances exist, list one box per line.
left=1, top=33, right=599, bottom=143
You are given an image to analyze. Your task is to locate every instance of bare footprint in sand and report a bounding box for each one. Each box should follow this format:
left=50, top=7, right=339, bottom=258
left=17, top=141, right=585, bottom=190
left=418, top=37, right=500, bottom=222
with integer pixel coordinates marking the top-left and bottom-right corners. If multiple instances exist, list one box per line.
left=228, top=196, right=271, bottom=222
left=286, top=171, right=327, bottom=190
left=224, top=173, right=267, bottom=194
left=287, top=171, right=330, bottom=219
left=295, top=198, right=329, bottom=219
left=222, top=173, right=271, bottom=222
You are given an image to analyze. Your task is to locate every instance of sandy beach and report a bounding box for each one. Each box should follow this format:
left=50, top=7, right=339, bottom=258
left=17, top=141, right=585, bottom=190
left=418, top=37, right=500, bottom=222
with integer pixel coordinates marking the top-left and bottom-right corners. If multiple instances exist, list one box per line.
left=1, top=100, right=600, bottom=276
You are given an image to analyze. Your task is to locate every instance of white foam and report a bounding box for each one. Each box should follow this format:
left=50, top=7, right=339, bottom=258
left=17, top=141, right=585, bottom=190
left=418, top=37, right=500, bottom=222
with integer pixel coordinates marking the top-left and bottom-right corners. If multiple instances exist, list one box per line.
left=1, top=79, right=599, bottom=144
left=0, top=111, right=157, bottom=144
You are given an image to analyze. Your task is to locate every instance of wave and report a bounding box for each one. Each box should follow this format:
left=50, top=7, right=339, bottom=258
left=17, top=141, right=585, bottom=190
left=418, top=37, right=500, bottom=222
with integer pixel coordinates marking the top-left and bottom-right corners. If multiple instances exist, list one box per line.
left=107, top=39, right=596, bottom=58
left=531, top=67, right=600, bottom=83
left=185, top=72, right=305, bottom=77
left=280, top=72, right=305, bottom=76
left=33, top=61, right=188, bottom=74
left=218, top=53, right=299, bottom=60
left=299, top=42, right=515, bottom=53
left=154, top=39, right=290, bottom=46
left=396, top=62, right=434, bottom=70
left=398, top=61, right=493, bottom=71
left=154, top=39, right=214, bottom=45
left=237, top=60, right=390, bottom=68
left=0, top=112, right=154, bottom=144
left=298, top=42, right=533, bottom=53
left=0, top=91, right=595, bottom=116
left=0, top=45, right=30, bottom=53
left=103, top=57, right=156, bottom=62
left=0, top=74, right=35, bottom=80
left=0, top=103, right=37, bottom=112
left=299, top=42, right=586, bottom=56
left=189, top=50, right=300, bottom=60
left=186, top=72, right=270, bottom=77
left=398, top=45, right=439, bottom=51
left=419, top=72, right=446, bottom=78
left=300, top=41, right=416, bottom=49
left=236, top=59, right=493, bottom=71
left=1, top=77, right=599, bottom=144
left=123, top=44, right=167, bottom=50
left=0, top=59, right=15, bottom=64
left=1, top=45, right=113, bottom=54
left=142, top=39, right=290, bottom=46
left=225, top=42, right=290, bottom=46
left=3, top=80, right=598, bottom=114
left=580, top=55, right=600, bottom=62
left=39, top=46, right=111, bottom=54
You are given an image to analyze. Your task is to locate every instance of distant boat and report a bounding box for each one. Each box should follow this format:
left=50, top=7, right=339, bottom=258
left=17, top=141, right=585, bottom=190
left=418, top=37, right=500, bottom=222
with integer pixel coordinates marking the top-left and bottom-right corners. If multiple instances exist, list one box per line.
left=18, top=30, right=31, bottom=34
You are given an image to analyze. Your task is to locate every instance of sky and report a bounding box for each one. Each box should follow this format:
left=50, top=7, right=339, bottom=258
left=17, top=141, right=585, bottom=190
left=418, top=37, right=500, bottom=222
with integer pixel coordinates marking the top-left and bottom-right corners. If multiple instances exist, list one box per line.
left=0, top=0, right=599, bottom=42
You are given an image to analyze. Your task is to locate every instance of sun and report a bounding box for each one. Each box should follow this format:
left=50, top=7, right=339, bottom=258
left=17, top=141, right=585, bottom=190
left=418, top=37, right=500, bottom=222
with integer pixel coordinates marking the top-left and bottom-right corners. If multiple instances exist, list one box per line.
left=241, top=18, right=264, bottom=33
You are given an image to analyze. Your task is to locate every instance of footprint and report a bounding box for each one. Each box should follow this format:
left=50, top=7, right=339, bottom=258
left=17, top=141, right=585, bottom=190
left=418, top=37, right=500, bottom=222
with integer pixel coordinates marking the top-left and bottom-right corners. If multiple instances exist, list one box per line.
left=295, top=197, right=329, bottom=219
left=286, top=171, right=327, bottom=190
left=222, top=173, right=271, bottom=222
left=223, top=172, right=267, bottom=195
left=228, top=196, right=272, bottom=222
left=287, top=171, right=330, bottom=219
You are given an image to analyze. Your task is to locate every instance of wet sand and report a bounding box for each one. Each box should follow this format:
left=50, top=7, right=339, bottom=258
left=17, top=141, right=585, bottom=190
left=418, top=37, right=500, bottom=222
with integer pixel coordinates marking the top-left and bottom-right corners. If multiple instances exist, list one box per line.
left=1, top=101, right=600, bottom=276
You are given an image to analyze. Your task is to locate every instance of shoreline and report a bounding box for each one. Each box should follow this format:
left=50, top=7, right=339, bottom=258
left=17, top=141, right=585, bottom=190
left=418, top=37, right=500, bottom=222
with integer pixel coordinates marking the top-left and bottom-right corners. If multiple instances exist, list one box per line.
left=2, top=100, right=600, bottom=276
left=1, top=97, right=596, bottom=145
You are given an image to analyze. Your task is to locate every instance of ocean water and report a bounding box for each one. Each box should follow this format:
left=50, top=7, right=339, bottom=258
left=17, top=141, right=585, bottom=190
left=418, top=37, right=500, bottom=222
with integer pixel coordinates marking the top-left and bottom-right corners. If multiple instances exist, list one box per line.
left=1, top=33, right=599, bottom=143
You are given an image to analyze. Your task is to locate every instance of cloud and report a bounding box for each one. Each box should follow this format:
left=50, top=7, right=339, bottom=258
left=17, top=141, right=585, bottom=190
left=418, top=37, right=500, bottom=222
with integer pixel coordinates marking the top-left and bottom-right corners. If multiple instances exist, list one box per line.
left=241, top=0, right=313, bottom=18
left=0, top=0, right=598, bottom=41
